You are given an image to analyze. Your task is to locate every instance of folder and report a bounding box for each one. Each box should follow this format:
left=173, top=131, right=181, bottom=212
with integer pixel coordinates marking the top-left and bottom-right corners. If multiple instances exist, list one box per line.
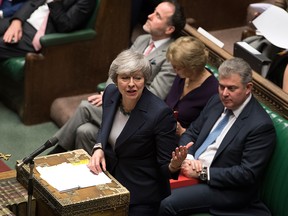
left=234, top=41, right=271, bottom=77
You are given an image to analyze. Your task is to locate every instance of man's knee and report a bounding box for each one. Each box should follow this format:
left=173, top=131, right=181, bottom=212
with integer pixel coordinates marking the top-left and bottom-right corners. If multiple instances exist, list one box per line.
left=78, top=100, right=102, bottom=126
left=75, top=123, right=98, bottom=152
left=76, top=123, right=98, bottom=139
left=78, top=100, right=93, bottom=111
left=158, top=197, right=175, bottom=216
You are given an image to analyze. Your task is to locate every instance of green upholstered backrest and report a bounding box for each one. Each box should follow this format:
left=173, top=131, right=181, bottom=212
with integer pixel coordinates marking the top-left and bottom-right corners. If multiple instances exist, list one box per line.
left=85, top=0, right=100, bottom=29
left=259, top=105, right=288, bottom=216
left=205, top=64, right=219, bottom=79
left=0, top=0, right=100, bottom=82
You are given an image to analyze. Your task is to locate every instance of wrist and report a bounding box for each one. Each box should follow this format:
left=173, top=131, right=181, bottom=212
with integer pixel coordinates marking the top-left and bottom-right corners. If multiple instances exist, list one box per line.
left=179, top=128, right=186, bottom=136
left=169, top=163, right=181, bottom=172
left=199, top=166, right=208, bottom=182
left=92, top=143, right=103, bottom=154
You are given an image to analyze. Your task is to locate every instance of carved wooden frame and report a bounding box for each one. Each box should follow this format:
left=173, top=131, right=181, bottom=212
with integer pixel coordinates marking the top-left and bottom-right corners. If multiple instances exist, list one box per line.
left=182, top=24, right=288, bottom=119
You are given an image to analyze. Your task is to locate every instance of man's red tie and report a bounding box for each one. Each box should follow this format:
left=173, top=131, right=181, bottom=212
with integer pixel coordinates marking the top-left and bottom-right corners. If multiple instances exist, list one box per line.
left=32, top=13, right=50, bottom=51
left=144, top=42, right=155, bottom=56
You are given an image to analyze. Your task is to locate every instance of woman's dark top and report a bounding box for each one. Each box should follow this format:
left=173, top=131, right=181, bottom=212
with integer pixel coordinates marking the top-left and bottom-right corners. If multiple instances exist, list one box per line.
left=165, top=70, right=218, bottom=128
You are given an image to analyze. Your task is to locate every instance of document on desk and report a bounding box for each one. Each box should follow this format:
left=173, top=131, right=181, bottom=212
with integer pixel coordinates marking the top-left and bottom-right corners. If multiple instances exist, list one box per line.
left=252, top=5, right=288, bottom=49
left=36, top=162, right=111, bottom=192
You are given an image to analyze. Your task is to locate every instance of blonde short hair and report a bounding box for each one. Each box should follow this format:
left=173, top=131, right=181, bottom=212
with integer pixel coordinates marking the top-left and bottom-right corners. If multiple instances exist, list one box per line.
left=166, top=36, right=208, bottom=72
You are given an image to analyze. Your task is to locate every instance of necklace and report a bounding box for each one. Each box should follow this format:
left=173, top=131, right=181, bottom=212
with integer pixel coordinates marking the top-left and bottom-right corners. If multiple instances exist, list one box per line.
left=119, top=101, right=131, bottom=116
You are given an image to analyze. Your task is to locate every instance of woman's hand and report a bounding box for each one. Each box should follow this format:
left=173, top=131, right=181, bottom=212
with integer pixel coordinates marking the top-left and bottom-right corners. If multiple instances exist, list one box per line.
left=169, top=142, right=193, bottom=173
left=3, top=19, right=23, bottom=43
left=176, top=121, right=186, bottom=136
left=87, top=148, right=106, bottom=174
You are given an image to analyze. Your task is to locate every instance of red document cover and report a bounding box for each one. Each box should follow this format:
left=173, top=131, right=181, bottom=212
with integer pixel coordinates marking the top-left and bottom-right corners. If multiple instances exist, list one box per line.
left=170, top=174, right=199, bottom=189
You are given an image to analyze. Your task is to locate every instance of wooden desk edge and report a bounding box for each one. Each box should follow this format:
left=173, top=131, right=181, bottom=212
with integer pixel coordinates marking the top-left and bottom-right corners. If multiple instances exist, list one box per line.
left=0, top=170, right=16, bottom=179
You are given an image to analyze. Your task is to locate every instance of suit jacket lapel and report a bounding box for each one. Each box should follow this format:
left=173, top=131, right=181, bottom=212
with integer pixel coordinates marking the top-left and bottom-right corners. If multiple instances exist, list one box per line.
left=213, top=97, right=254, bottom=161
left=114, top=89, right=149, bottom=149
left=101, top=90, right=120, bottom=149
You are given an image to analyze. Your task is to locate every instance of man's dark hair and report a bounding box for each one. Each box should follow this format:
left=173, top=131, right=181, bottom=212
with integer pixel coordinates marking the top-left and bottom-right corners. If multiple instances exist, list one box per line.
left=166, top=0, right=186, bottom=39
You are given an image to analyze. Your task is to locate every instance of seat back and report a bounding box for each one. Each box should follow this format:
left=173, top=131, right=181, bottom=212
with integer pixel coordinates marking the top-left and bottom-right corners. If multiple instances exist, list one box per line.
left=85, top=0, right=100, bottom=29
left=259, top=105, right=288, bottom=216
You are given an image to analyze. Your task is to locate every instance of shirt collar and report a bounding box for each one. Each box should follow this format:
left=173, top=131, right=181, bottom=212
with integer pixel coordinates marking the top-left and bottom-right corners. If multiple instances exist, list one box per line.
left=151, top=38, right=171, bottom=49
left=227, top=93, right=252, bottom=118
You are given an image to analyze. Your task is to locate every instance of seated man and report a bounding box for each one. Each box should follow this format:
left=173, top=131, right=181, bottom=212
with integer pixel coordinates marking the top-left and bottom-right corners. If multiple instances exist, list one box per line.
left=0, top=0, right=26, bottom=19
left=0, top=0, right=96, bottom=60
left=158, top=58, right=276, bottom=216
left=48, top=0, right=186, bottom=154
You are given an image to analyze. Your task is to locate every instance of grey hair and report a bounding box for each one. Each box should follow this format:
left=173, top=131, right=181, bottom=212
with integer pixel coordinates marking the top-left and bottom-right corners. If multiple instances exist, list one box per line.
left=218, top=57, right=253, bottom=84
left=109, top=49, right=152, bottom=84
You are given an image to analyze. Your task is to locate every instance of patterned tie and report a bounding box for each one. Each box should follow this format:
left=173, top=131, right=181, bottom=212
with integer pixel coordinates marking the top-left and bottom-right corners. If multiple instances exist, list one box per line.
left=32, top=12, right=50, bottom=51
left=195, top=109, right=232, bottom=159
left=144, top=41, right=155, bottom=56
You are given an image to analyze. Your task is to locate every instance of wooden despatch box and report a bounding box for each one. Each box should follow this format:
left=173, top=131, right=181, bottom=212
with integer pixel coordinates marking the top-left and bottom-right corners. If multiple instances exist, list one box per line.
left=16, top=149, right=130, bottom=216
left=0, top=170, right=36, bottom=216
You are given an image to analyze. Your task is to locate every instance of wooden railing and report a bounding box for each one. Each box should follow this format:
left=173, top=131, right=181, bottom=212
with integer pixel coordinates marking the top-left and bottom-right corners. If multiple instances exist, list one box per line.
left=182, top=24, right=288, bottom=119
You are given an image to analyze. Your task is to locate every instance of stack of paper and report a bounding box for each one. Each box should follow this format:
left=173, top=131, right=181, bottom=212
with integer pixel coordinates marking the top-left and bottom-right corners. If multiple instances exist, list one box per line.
left=36, top=162, right=111, bottom=192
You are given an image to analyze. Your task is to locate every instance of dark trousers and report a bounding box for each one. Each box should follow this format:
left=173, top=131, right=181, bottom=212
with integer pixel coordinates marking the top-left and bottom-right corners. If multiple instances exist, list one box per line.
left=129, top=202, right=160, bottom=216
left=0, top=21, right=37, bottom=61
left=158, top=183, right=271, bottom=216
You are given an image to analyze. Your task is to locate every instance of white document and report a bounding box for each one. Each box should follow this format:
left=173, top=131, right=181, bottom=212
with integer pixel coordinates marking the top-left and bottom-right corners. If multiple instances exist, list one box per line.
left=36, top=162, right=111, bottom=192
left=249, top=3, right=273, bottom=14
left=197, top=27, right=224, bottom=48
left=236, top=41, right=262, bottom=55
left=252, top=5, right=288, bottom=49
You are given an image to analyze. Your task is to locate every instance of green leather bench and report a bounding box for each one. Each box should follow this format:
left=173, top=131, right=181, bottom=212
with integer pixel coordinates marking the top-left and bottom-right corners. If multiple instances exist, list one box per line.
left=0, top=0, right=100, bottom=125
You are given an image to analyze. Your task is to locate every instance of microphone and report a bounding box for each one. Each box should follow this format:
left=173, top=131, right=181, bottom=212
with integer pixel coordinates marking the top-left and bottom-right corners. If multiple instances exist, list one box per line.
left=17, top=137, right=58, bottom=167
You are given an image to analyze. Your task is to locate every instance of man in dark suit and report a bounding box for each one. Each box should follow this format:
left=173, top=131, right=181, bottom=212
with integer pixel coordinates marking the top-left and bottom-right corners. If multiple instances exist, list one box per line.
left=48, top=0, right=186, bottom=154
left=158, top=58, right=276, bottom=216
left=0, top=0, right=95, bottom=60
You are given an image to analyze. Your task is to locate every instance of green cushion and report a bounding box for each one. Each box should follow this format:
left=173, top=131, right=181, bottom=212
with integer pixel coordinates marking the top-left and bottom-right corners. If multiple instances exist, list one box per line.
left=97, top=82, right=106, bottom=92
left=0, top=0, right=100, bottom=83
left=0, top=57, right=25, bottom=82
left=206, top=64, right=219, bottom=78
